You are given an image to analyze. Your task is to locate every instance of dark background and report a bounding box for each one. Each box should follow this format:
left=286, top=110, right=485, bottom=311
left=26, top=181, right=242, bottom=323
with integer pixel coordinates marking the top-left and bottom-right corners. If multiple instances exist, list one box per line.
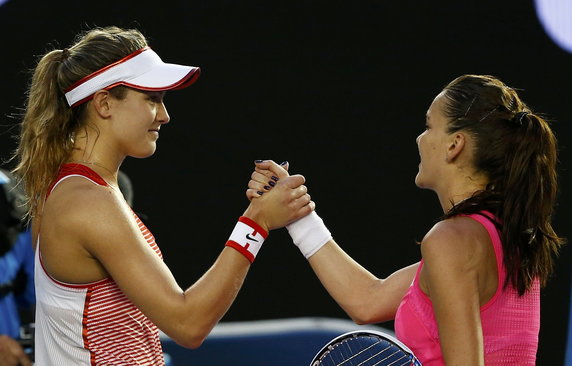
left=0, top=1, right=570, bottom=364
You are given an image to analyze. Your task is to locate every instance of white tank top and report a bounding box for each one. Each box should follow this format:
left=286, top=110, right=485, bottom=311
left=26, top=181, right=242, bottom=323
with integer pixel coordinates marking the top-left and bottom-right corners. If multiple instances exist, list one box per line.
left=34, top=164, right=166, bottom=365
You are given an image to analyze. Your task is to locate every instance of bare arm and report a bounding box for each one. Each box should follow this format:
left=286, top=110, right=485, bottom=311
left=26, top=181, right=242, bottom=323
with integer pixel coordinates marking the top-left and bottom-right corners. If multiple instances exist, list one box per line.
left=420, top=218, right=494, bottom=366
left=39, top=174, right=313, bottom=349
left=308, top=241, right=418, bottom=324
left=247, top=160, right=418, bottom=324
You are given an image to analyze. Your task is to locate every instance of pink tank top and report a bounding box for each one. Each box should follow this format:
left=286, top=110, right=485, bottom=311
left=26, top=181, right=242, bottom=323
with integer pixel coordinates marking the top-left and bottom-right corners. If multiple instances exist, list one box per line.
left=394, top=213, right=540, bottom=365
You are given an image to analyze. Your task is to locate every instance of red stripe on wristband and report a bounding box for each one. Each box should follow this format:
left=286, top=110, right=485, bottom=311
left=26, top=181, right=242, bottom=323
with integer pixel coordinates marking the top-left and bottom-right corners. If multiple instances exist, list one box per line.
left=225, top=216, right=267, bottom=264
left=225, top=240, right=255, bottom=263
left=238, top=216, right=268, bottom=238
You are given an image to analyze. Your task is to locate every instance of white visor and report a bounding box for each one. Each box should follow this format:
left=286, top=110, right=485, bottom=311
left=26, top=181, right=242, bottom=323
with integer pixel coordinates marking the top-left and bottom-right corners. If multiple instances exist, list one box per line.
left=64, top=47, right=200, bottom=107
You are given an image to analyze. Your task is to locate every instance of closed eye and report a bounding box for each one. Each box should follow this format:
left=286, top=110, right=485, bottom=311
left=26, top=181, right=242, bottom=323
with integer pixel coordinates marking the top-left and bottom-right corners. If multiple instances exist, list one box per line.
left=145, top=91, right=166, bottom=103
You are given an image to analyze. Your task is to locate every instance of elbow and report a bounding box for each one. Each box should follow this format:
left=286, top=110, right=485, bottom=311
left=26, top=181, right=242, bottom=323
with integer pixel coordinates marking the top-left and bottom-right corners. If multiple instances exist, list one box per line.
left=346, top=307, right=387, bottom=326
left=349, top=314, right=375, bottom=326
left=171, top=330, right=208, bottom=349
left=351, top=316, right=370, bottom=326
left=178, top=336, right=205, bottom=350
left=168, top=321, right=212, bottom=349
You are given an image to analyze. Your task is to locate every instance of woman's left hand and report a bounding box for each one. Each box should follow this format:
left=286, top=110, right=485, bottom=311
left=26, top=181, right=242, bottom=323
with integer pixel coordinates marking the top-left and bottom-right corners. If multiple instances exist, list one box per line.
left=246, top=160, right=289, bottom=201
left=243, top=160, right=313, bottom=231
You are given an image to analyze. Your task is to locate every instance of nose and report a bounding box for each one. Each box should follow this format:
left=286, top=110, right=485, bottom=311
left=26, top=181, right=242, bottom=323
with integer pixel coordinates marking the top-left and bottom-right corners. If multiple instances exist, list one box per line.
left=157, top=102, right=170, bottom=124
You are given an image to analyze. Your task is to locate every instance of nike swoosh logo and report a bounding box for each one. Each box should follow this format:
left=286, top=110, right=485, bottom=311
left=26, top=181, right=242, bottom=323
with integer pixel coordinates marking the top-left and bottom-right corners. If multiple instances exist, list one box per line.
left=246, top=233, right=259, bottom=242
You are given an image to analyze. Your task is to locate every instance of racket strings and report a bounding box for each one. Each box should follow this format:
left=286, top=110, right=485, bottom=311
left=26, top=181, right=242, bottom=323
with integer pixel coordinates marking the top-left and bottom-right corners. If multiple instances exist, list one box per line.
left=341, top=337, right=389, bottom=365
left=317, top=336, right=414, bottom=366
left=363, top=349, right=409, bottom=366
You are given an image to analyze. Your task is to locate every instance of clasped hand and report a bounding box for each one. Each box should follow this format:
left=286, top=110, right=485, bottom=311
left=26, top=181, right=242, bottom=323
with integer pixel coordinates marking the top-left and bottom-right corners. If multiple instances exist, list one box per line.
left=0, top=335, right=31, bottom=366
left=243, top=160, right=314, bottom=232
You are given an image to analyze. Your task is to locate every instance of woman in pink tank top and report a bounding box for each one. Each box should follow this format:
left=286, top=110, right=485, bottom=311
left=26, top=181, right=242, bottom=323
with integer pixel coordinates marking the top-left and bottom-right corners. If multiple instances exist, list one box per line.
left=11, top=26, right=315, bottom=365
left=250, top=75, right=565, bottom=365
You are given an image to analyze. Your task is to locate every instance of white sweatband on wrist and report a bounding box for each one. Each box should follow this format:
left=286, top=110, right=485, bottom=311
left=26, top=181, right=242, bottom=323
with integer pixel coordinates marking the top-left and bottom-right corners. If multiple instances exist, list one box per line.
left=226, top=216, right=268, bottom=263
left=286, top=211, right=332, bottom=259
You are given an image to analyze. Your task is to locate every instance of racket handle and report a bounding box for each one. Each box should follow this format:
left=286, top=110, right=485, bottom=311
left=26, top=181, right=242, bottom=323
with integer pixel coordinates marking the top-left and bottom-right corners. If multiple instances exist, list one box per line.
left=286, top=211, right=332, bottom=258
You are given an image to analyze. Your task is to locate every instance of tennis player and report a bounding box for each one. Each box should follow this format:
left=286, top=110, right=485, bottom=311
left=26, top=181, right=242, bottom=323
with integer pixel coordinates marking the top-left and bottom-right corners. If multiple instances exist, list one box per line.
left=250, top=75, right=565, bottom=366
left=12, top=26, right=314, bottom=365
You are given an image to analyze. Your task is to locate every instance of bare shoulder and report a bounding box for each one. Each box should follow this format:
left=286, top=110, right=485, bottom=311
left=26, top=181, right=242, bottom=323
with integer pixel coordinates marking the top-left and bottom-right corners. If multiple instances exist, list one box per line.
left=42, top=176, right=129, bottom=240
left=39, top=176, right=137, bottom=282
left=47, top=176, right=121, bottom=212
left=420, top=216, right=492, bottom=269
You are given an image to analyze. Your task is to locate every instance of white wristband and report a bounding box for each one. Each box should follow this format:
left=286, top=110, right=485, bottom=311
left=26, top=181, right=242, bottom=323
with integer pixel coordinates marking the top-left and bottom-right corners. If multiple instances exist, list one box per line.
left=286, top=211, right=332, bottom=259
left=226, top=217, right=268, bottom=263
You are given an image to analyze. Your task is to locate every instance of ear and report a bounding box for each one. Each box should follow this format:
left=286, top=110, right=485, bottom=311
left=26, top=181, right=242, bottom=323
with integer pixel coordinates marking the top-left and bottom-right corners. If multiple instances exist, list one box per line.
left=91, top=90, right=113, bottom=119
left=445, top=132, right=466, bottom=162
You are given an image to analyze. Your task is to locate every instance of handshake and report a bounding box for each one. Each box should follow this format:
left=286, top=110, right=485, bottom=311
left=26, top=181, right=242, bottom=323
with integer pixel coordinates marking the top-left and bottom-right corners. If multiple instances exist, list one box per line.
left=226, top=160, right=332, bottom=263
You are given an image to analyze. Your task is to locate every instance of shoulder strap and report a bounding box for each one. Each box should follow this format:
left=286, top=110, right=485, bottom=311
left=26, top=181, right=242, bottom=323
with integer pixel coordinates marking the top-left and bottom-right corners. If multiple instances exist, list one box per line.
left=47, top=164, right=108, bottom=198
left=461, top=212, right=505, bottom=281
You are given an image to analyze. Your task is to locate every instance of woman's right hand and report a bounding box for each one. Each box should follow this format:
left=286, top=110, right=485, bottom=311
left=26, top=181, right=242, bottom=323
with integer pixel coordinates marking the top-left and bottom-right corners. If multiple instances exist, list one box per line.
left=243, top=160, right=313, bottom=232
left=0, top=335, right=31, bottom=366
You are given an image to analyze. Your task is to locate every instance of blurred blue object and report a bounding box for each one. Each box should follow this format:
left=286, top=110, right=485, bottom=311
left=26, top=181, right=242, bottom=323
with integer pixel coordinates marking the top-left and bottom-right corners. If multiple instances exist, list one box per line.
left=566, top=279, right=572, bottom=366
left=160, top=317, right=390, bottom=366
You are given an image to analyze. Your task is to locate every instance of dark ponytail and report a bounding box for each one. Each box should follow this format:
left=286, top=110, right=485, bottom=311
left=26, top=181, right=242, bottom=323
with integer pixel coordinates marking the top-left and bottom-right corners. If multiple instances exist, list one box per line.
left=441, top=75, right=565, bottom=295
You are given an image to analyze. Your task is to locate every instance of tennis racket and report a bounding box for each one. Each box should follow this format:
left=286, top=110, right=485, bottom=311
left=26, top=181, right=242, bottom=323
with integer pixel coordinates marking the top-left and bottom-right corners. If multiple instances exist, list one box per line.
left=310, top=330, right=422, bottom=366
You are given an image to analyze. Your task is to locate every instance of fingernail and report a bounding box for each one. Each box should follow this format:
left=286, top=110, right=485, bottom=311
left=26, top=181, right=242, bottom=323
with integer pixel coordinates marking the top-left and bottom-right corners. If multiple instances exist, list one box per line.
left=257, top=191, right=264, bottom=195
left=263, top=185, right=271, bottom=190
left=280, top=161, right=288, bottom=166
left=268, top=180, right=276, bottom=187
left=271, top=176, right=279, bottom=182
left=255, top=160, right=265, bottom=163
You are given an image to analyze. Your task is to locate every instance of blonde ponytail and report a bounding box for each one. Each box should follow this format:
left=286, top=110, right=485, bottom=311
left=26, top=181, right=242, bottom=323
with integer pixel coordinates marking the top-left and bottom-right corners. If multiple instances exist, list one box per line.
left=14, top=49, right=76, bottom=217
left=12, top=26, right=148, bottom=218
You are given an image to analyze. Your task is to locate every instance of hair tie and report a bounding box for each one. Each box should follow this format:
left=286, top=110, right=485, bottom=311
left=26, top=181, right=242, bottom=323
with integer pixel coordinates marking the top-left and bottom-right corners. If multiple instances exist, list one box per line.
left=523, top=227, right=537, bottom=245
left=514, top=111, right=529, bottom=126
left=61, top=48, right=70, bottom=60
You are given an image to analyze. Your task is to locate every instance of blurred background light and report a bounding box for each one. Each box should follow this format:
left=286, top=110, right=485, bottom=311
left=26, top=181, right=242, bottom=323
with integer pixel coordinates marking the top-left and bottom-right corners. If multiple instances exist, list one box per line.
left=535, top=0, right=572, bottom=54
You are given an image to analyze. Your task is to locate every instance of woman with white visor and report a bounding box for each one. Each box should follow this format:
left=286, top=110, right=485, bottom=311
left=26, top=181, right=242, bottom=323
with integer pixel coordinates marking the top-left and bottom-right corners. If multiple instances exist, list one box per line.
left=12, top=26, right=314, bottom=365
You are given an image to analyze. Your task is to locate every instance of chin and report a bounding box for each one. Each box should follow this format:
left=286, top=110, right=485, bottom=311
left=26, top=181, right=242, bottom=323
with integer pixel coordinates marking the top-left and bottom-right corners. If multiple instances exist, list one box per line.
left=415, top=173, right=427, bottom=189
left=131, top=146, right=157, bottom=159
left=415, top=171, right=422, bottom=185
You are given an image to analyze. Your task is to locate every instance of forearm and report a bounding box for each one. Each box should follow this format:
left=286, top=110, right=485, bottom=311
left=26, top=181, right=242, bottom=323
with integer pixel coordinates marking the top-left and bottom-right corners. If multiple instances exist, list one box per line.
left=308, top=241, right=381, bottom=322
left=308, top=242, right=417, bottom=324
left=173, top=247, right=250, bottom=348
left=148, top=170, right=313, bottom=347
left=149, top=214, right=263, bottom=348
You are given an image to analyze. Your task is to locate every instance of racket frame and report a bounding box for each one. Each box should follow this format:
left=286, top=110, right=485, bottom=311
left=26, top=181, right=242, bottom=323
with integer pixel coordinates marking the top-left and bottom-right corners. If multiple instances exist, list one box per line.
left=310, top=329, right=422, bottom=366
